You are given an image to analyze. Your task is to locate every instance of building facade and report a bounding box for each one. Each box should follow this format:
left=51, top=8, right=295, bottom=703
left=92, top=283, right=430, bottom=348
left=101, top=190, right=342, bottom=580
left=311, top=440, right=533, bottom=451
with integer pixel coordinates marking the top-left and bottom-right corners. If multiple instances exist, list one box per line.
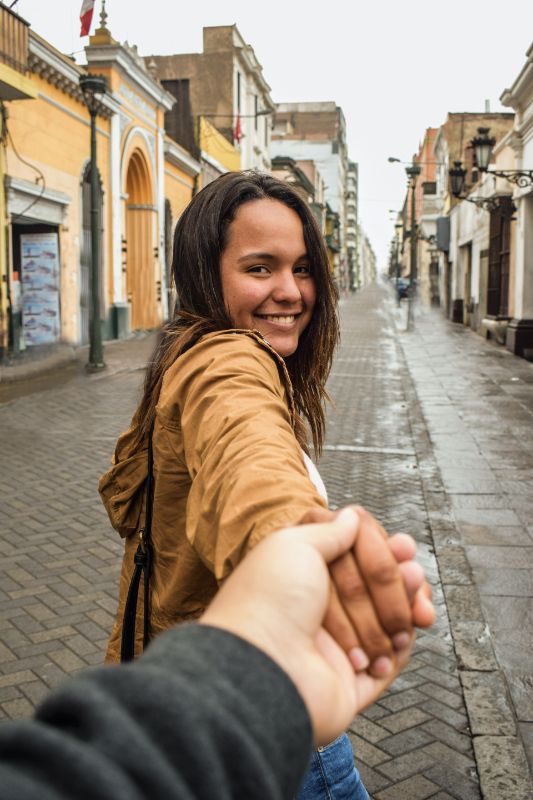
left=149, top=25, right=274, bottom=180
left=433, top=112, right=513, bottom=328
left=501, top=42, right=533, bottom=358
left=0, top=4, right=37, bottom=358
left=346, top=161, right=360, bottom=289
left=1, top=9, right=200, bottom=357
left=270, top=101, right=350, bottom=289
left=413, top=129, right=439, bottom=307
left=358, top=226, right=377, bottom=286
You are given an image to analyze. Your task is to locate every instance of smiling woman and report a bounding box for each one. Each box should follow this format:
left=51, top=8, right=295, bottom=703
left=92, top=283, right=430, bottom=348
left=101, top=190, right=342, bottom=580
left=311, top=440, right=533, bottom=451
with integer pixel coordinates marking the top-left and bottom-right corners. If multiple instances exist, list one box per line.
left=100, top=171, right=377, bottom=799
left=219, top=198, right=316, bottom=357
left=101, top=170, right=339, bottom=650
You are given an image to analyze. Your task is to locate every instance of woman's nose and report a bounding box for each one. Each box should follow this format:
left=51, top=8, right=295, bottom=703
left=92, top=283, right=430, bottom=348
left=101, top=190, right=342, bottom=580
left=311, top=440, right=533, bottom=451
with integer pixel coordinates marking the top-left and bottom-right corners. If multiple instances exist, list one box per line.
left=272, top=270, right=301, bottom=303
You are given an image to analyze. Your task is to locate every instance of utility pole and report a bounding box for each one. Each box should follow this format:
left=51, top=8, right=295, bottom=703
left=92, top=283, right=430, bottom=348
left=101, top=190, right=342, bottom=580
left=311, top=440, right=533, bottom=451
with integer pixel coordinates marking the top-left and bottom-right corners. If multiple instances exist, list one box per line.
left=405, top=163, right=421, bottom=331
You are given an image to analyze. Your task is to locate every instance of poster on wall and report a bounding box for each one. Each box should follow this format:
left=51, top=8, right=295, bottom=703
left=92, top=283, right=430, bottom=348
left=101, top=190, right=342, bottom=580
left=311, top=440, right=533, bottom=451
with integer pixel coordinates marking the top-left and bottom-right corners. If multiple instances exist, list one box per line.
left=20, top=232, right=60, bottom=346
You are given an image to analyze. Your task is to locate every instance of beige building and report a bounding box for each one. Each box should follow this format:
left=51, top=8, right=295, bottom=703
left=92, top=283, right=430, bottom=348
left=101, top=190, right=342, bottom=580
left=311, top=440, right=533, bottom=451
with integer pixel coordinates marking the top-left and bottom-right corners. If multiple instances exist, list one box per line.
left=358, top=227, right=377, bottom=287
left=433, top=112, right=514, bottom=321
left=148, top=25, right=274, bottom=181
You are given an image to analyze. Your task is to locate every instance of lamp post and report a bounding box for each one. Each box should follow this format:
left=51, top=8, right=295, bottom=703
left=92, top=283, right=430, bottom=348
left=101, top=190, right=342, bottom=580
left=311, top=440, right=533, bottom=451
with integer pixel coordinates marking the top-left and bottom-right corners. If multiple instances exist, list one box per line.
left=393, top=221, right=402, bottom=307
left=79, top=73, right=107, bottom=370
left=405, top=163, right=421, bottom=331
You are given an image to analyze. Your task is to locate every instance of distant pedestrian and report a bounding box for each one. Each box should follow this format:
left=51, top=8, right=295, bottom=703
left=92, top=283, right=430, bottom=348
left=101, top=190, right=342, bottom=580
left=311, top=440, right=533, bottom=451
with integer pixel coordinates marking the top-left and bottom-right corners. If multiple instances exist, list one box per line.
left=100, top=171, right=431, bottom=800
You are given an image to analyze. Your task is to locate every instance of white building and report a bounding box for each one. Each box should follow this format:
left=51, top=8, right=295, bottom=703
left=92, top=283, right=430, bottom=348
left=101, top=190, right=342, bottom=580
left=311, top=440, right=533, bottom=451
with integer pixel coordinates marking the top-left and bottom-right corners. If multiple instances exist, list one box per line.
left=501, top=42, right=533, bottom=358
left=270, top=102, right=349, bottom=287
left=346, top=162, right=359, bottom=289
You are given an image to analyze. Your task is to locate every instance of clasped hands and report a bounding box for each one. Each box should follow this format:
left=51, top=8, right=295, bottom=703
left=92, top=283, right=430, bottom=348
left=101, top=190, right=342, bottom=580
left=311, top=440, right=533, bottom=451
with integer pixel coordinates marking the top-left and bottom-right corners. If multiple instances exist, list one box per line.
left=301, top=505, right=434, bottom=678
left=202, top=504, right=434, bottom=746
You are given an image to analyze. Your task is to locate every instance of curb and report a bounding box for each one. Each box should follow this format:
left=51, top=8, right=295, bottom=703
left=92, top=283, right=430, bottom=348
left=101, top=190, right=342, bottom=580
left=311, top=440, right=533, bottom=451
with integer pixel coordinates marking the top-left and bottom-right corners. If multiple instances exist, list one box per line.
left=0, top=332, right=157, bottom=388
left=0, top=347, right=78, bottom=384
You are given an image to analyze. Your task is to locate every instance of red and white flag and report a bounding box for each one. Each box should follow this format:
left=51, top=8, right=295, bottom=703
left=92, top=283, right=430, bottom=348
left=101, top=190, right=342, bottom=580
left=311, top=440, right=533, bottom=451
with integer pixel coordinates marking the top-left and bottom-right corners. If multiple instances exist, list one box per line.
left=80, top=0, right=95, bottom=37
left=233, top=111, right=242, bottom=144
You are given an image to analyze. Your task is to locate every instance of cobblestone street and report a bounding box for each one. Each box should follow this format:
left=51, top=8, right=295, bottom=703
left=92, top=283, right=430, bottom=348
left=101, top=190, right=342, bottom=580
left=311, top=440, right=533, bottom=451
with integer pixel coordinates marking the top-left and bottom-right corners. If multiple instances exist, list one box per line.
left=1, top=285, right=532, bottom=799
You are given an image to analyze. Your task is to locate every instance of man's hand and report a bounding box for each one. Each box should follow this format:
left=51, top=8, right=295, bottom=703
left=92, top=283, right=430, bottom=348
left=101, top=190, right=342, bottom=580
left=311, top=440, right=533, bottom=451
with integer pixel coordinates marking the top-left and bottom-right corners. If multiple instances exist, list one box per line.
left=300, top=506, right=433, bottom=676
left=200, top=508, right=434, bottom=745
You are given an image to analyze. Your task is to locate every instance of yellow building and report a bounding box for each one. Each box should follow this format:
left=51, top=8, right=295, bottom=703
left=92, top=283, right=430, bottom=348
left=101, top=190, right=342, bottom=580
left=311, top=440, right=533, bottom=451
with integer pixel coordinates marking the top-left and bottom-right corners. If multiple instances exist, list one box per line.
left=199, top=115, right=240, bottom=187
left=0, top=3, right=36, bottom=358
left=1, top=7, right=199, bottom=355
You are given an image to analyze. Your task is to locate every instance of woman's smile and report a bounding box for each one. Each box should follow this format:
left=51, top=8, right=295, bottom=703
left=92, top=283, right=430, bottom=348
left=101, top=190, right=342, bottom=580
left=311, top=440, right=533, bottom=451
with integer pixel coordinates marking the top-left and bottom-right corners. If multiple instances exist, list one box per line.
left=255, top=313, right=299, bottom=325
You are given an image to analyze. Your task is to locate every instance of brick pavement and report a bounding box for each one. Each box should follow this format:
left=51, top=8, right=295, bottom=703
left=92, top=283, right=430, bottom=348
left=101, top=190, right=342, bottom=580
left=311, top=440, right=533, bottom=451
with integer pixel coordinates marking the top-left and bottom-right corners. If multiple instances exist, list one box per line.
left=0, top=288, right=531, bottom=798
left=326, top=288, right=482, bottom=799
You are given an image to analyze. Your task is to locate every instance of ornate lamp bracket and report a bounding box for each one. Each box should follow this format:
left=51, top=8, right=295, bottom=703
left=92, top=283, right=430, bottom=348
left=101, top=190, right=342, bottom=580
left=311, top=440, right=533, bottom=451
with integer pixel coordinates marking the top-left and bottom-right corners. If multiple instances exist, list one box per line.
left=466, top=195, right=516, bottom=216
left=484, top=169, right=533, bottom=189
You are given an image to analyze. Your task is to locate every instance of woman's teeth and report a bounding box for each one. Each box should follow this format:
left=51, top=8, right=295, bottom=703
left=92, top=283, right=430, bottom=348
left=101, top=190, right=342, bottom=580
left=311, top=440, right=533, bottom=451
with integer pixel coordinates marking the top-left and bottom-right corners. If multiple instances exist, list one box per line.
left=258, top=314, right=296, bottom=324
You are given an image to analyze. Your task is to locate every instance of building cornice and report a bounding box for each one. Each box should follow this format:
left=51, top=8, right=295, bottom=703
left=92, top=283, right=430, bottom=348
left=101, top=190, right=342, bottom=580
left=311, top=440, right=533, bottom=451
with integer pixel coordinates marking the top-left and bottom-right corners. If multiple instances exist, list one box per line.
left=500, top=43, right=533, bottom=111
left=29, top=32, right=81, bottom=87
left=28, top=31, right=112, bottom=118
left=86, top=44, right=176, bottom=111
left=6, top=175, right=71, bottom=206
left=164, top=139, right=201, bottom=177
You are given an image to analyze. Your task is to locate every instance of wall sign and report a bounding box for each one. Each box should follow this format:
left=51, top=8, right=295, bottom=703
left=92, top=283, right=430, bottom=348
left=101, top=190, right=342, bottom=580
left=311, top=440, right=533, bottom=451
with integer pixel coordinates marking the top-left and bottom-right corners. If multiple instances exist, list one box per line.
left=20, top=232, right=60, bottom=346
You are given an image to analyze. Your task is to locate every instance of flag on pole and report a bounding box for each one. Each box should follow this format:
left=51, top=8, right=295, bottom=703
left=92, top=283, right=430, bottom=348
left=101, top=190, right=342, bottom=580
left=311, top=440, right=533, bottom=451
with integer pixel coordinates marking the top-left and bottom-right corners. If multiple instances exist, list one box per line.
left=233, top=111, right=242, bottom=144
left=80, top=0, right=95, bottom=37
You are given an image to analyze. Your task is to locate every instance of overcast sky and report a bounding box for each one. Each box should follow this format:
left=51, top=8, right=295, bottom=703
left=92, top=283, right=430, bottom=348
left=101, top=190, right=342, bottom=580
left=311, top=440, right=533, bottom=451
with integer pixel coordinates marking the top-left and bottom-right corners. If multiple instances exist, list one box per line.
left=15, top=0, right=533, bottom=269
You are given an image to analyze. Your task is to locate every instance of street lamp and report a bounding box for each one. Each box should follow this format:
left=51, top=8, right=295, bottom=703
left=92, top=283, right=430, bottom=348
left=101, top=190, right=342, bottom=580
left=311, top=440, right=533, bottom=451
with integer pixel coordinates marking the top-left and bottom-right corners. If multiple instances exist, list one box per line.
left=448, top=158, right=515, bottom=213
left=405, top=163, right=421, bottom=331
left=471, top=126, right=533, bottom=188
left=471, top=127, right=496, bottom=171
left=79, top=72, right=107, bottom=370
left=449, top=160, right=467, bottom=197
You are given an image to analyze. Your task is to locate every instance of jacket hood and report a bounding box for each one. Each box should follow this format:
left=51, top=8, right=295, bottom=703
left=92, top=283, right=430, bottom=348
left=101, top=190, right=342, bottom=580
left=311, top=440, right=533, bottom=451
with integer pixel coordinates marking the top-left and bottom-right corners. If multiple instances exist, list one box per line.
left=99, top=424, right=148, bottom=538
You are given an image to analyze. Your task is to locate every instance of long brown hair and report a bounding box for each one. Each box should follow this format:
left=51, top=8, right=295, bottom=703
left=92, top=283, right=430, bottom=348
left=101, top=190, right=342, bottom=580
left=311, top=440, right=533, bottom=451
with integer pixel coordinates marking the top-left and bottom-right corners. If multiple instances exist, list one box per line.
left=135, top=171, right=339, bottom=454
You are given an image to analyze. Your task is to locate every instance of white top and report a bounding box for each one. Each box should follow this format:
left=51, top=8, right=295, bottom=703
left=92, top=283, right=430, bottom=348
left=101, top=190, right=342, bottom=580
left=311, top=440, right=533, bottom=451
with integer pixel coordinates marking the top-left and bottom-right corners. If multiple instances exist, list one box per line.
left=302, top=452, right=328, bottom=503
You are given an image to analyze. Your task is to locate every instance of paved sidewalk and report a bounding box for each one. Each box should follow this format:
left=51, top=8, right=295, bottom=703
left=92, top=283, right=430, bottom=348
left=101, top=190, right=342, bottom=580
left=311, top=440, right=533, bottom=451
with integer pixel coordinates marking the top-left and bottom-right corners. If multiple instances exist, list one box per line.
left=396, top=296, right=533, bottom=798
left=0, top=332, right=157, bottom=403
left=0, top=287, right=531, bottom=798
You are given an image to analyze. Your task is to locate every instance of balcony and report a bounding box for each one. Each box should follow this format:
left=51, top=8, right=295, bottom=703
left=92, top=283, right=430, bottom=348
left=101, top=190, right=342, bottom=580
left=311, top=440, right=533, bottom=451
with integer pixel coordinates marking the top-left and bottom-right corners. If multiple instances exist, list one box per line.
left=0, top=5, right=35, bottom=101
left=1, top=5, right=29, bottom=74
left=325, top=233, right=340, bottom=253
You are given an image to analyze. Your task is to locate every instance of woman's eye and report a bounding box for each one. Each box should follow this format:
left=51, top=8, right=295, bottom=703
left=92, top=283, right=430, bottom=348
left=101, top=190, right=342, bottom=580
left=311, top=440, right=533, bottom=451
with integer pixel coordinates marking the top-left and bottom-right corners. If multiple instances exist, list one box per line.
left=294, top=264, right=311, bottom=274
left=247, top=265, right=269, bottom=274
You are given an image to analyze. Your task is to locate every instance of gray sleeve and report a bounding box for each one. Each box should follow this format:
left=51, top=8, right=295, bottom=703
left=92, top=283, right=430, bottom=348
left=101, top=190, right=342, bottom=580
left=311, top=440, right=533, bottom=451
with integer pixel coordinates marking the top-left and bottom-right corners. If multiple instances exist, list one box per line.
left=0, top=624, right=313, bottom=800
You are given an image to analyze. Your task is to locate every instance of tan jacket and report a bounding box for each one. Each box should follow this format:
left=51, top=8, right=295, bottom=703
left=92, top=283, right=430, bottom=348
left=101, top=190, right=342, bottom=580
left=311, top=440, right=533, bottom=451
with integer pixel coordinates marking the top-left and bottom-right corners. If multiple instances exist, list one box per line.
left=100, top=330, right=326, bottom=661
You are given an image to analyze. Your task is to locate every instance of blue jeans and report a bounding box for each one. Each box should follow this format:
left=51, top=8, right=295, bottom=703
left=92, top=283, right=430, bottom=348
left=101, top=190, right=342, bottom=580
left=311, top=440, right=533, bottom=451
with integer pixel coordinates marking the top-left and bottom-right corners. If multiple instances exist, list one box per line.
left=296, top=733, right=370, bottom=799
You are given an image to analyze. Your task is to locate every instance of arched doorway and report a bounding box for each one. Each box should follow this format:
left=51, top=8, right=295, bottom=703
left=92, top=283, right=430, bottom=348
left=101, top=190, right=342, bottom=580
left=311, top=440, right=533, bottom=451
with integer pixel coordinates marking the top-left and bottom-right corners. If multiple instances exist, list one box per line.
left=125, top=149, right=158, bottom=330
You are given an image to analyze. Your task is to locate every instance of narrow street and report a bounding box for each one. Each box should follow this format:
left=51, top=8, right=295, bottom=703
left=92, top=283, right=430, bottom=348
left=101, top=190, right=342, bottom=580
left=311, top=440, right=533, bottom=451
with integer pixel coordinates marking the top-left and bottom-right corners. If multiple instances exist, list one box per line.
left=0, top=285, right=531, bottom=799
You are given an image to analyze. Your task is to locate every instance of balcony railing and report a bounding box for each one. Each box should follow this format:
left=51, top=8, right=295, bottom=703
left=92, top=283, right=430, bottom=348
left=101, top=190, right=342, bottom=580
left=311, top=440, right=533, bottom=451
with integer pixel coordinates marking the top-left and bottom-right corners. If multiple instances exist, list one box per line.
left=0, top=5, right=30, bottom=74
